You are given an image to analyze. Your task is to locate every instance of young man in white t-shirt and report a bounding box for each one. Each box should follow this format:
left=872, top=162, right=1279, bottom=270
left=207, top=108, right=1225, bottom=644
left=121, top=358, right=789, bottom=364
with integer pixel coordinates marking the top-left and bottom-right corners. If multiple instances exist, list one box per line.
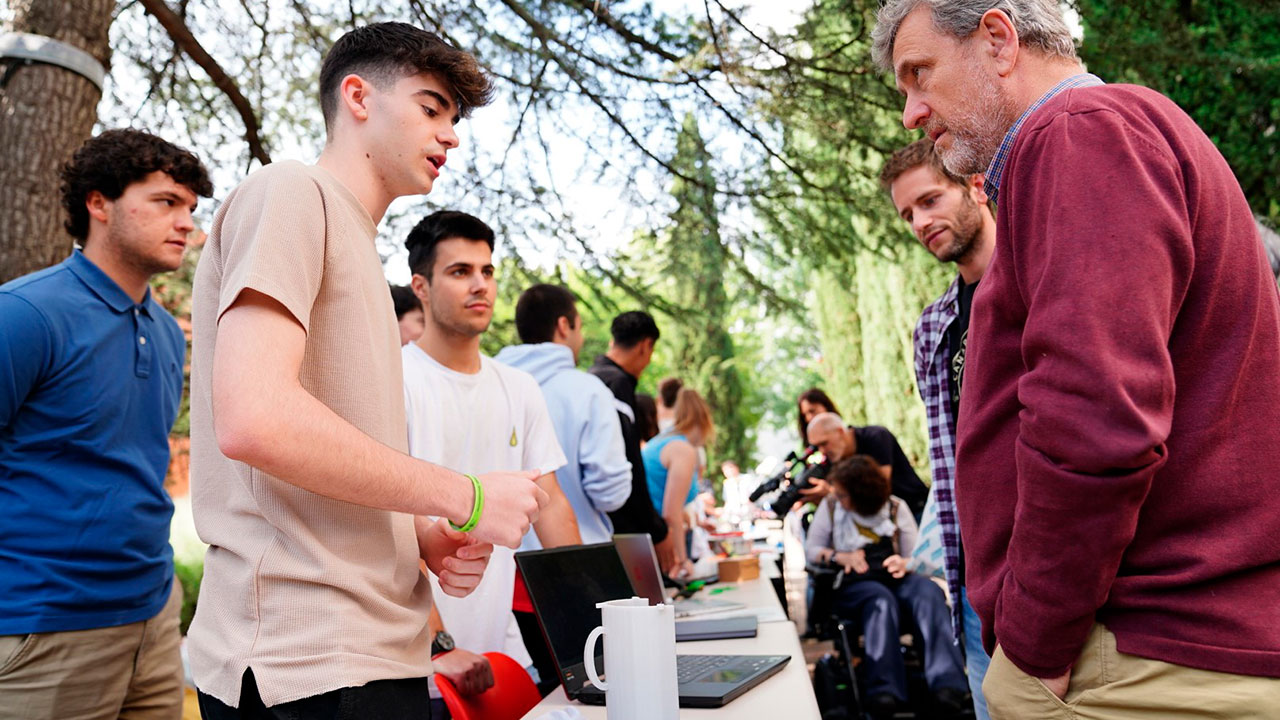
left=401, top=210, right=582, bottom=713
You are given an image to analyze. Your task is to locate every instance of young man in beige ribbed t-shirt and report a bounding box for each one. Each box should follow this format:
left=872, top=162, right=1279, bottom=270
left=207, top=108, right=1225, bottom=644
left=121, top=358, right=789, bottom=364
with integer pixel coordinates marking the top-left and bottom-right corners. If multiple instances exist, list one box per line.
left=189, top=23, right=549, bottom=719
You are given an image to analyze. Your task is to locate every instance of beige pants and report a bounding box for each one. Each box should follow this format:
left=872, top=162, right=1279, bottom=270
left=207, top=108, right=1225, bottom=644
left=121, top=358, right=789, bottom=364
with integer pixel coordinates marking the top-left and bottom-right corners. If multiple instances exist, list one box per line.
left=0, top=580, right=184, bottom=720
left=984, top=623, right=1280, bottom=719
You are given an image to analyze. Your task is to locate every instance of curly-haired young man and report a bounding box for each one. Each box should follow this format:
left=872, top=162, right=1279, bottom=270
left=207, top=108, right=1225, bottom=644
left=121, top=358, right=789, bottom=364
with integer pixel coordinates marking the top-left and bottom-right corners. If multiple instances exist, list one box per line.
left=188, top=23, right=549, bottom=719
left=0, top=128, right=212, bottom=720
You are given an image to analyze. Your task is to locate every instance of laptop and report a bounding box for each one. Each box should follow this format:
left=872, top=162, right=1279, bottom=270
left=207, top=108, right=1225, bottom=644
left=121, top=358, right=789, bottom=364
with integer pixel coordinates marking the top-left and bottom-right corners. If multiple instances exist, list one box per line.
left=613, top=534, right=752, bottom=626
left=515, top=543, right=791, bottom=708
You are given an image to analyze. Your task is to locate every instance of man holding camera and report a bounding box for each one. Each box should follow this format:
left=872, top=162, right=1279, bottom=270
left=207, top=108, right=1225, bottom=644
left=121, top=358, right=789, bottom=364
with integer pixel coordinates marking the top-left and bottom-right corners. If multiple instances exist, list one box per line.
left=804, top=413, right=928, bottom=519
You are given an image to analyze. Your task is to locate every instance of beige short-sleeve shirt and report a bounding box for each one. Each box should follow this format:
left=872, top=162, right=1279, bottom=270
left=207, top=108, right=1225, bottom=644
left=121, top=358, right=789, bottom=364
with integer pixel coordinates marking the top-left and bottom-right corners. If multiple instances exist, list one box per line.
left=188, top=161, right=432, bottom=707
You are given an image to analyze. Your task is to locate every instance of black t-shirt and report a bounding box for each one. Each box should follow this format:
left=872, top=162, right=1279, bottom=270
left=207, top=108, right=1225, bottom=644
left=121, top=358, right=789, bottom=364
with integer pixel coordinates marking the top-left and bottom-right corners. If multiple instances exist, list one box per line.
left=587, top=355, right=668, bottom=541
left=946, top=278, right=978, bottom=418
left=945, top=278, right=978, bottom=586
left=850, top=425, right=928, bottom=520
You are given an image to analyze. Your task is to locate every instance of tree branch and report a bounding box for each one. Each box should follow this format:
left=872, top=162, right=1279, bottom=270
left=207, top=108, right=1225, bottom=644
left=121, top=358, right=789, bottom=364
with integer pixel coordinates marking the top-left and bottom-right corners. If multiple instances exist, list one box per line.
left=138, top=0, right=272, bottom=165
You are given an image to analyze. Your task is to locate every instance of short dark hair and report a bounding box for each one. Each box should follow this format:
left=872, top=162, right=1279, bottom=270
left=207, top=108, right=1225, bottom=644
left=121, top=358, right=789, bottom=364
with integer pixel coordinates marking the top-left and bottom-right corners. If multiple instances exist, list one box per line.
left=59, top=129, right=212, bottom=242
left=658, top=377, right=683, bottom=408
left=514, top=283, right=578, bottom=344
left=879, top=138, right=968, bottom=192
left=610, top=311, right=660, bottom=348
left=828, top=455, right=891, bottom=516
left=389, top=283, right=421, bottom=319
left=319, top=22, right=494, bottom=132
left=405, top=210, right=495, bottom=280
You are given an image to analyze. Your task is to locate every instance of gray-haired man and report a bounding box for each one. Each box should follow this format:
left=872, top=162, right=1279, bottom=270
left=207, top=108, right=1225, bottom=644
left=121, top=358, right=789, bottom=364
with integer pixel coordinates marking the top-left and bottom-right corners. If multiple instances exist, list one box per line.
left=873, top=2, right=1280, bottom=718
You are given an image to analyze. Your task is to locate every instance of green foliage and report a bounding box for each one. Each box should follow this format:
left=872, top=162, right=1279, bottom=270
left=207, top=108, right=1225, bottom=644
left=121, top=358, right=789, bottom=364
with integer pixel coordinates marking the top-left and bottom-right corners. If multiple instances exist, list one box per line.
left=758, top=0, right=950, bottom=473
left=173, top=556, right=203, bottom=636
left=1076, top=0, right=1280, bottom=223
left=653, top=115, right=760, bottom=477
left=810, top=239, right=952, bottom=471
left=150, top=246, right=201, bottom=438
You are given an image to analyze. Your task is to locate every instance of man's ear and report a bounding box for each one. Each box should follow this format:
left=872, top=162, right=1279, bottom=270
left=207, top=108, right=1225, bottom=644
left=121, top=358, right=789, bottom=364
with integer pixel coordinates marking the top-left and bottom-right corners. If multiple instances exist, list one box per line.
left=967, top=174, right=990, bottom=205
left=977, top=8, right=1019, bottom=77
left=338, top=74, right=376, bottom=123
left=410, top=273, right=430, bottom=307
left=554, top=314, right=573, bottom=341
left=85, top=190, right=111, bottom=224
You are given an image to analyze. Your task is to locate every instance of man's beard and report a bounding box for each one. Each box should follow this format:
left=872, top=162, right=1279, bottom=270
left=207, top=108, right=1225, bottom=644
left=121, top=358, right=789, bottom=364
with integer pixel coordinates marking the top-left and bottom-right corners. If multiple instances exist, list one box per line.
left=109, top=222, right=184, bottom=276
left=935, top=66, right=1019, bottom=176
left=935, top=194, right=985, bottom=264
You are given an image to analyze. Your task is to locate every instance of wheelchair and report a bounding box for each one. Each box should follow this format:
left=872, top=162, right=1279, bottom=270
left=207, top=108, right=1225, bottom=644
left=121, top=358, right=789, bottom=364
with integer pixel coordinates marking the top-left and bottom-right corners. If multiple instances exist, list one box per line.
left=807, top=562, right=974, bottom=720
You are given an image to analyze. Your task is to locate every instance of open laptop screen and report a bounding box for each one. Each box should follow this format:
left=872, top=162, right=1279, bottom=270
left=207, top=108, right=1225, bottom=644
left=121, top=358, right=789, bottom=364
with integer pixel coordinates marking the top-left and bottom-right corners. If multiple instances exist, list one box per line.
left=613, top=533, right=667, bottom=606
left=515, top=543, right=637, bottom=689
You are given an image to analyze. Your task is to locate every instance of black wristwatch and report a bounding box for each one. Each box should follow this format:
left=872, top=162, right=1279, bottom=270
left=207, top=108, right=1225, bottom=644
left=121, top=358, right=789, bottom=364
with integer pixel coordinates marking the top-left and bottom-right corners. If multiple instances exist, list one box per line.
left=431, top=630, right=455, bottom=657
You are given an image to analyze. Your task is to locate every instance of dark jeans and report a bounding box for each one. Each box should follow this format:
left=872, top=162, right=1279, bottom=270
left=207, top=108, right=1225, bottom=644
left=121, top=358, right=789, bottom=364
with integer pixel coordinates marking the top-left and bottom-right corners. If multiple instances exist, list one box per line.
left=833, top=573, right=967, bottom=702
left=197, top=669, right=433, bottom=720
left=513, top=609, right=560, bottom=696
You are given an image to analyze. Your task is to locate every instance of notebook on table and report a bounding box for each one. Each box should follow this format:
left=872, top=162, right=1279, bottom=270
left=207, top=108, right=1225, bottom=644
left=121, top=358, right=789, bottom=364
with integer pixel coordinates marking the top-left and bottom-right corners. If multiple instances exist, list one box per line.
left=515, top=543, right=790, bottom=708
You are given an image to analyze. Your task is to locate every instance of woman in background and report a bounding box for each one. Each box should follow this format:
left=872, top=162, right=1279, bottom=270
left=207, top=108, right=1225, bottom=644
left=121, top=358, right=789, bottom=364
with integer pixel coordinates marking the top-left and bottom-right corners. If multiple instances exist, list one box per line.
left=641, top=388, right=714, bottom=577
left=796, top=388, right=839, bottom=446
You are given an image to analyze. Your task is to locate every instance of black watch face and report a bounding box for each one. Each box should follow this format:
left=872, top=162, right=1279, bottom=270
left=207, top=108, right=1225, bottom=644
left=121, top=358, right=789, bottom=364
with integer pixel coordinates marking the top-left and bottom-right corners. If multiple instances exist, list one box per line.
left=434, top=631, right=455, bottom=653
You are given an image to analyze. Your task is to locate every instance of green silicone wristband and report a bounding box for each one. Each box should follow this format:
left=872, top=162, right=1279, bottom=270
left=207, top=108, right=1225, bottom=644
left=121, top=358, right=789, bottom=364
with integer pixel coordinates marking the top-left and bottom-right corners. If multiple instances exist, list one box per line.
left=450, top=473, right=484, bottom=532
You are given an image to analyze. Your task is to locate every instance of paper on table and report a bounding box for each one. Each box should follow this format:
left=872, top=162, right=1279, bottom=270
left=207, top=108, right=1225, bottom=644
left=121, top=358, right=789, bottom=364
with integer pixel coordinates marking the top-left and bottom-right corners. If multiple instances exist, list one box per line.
left=532, top=708, right=585, bottom=720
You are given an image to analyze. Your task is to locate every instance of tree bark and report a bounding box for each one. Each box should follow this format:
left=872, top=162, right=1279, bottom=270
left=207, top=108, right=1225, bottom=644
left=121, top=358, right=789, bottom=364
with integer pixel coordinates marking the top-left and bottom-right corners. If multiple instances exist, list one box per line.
left=0, top=0, right=115, bottom=285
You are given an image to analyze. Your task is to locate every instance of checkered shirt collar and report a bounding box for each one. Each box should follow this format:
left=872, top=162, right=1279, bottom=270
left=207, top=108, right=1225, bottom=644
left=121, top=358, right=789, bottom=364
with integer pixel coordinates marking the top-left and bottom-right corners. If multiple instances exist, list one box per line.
left=985, top=73, right=1104, bottom=203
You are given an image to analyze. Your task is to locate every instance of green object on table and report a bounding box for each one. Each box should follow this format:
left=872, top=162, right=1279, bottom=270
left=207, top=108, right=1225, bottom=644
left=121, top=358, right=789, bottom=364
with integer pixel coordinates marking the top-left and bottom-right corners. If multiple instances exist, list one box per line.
left=676, top=579, right=707, bottom=599
left=709, top=586, right=737, bottom=595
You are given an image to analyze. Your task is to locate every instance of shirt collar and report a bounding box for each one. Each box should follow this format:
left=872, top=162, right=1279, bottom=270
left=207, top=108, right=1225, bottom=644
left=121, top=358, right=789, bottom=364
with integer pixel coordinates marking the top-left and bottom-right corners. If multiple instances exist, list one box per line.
left=66, top=249, right=151, bottom=314
left=594, top=354, right=637, bottom=384
left=985, top=73, right=1104, bottom=202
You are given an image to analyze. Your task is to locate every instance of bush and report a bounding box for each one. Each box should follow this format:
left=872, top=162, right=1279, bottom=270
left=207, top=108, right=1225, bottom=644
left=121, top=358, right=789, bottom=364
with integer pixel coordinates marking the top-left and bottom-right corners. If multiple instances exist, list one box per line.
left=173, top=557, right=203, bottom=636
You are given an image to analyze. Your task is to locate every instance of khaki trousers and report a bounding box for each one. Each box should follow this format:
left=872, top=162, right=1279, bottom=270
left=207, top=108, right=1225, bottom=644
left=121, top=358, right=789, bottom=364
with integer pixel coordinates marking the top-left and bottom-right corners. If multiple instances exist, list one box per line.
left=984, top=623, right=1280, bottom=720
left=0, top=580, right=184, bottom=720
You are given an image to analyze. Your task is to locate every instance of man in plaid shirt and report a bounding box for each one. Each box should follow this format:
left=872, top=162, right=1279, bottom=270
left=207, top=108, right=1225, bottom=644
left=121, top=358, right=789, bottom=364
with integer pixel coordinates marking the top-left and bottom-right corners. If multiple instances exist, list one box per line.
left=881, top=138, right=996, bottom=720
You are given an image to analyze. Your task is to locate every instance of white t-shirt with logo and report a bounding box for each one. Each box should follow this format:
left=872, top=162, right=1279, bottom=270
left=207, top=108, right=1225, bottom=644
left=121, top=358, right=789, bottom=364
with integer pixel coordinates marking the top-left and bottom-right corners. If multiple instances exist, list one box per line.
left=402, top=343, right=567, bottom=675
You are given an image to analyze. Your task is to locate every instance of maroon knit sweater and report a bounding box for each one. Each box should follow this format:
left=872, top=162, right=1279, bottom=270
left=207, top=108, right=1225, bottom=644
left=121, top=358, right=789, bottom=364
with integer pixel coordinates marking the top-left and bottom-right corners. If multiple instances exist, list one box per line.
left=955, top=83, right=1280, bottom=679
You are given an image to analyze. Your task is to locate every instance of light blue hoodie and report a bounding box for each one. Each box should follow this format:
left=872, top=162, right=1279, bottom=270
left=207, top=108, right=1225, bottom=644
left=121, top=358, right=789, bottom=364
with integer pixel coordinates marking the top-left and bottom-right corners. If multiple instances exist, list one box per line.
left=494, top=342, right=633, bottom=548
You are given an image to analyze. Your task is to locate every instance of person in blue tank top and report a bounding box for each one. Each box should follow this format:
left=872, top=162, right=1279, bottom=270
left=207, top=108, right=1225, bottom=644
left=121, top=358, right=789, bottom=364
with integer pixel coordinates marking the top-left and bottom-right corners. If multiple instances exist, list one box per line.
left=641, top=387, right=715, bottom=579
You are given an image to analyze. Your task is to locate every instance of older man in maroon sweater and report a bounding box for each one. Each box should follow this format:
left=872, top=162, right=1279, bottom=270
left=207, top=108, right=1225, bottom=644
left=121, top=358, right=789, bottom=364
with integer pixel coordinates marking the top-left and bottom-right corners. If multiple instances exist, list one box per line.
left=873, top=2, right=1280, bottom=718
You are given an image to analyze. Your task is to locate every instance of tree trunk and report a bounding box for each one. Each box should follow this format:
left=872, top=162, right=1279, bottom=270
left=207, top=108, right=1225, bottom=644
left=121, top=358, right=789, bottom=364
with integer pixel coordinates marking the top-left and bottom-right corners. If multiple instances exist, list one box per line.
left=0, top=0, right=115, bottom=285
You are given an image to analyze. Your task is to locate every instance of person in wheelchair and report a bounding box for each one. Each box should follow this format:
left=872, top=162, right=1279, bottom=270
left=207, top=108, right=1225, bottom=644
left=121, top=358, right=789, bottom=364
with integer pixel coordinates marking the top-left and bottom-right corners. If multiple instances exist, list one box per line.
left=806, top=455, right=969, bottom=719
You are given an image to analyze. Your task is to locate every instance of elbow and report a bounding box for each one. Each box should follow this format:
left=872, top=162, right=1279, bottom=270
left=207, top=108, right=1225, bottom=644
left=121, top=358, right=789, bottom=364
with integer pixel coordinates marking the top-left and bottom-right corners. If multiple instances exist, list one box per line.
left=598, top=473, right=632, bottom=512
left=213, top=399, right=272, bottom=466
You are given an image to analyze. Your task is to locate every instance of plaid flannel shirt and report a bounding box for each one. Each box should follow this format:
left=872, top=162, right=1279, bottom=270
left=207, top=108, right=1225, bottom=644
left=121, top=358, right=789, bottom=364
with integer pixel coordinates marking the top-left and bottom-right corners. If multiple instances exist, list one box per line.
left=913, top=276, right=964, bottom=634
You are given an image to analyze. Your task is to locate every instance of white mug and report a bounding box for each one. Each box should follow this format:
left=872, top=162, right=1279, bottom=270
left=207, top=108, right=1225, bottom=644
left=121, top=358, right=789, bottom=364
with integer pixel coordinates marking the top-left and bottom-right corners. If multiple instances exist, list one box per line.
left=583, top=597, right=679, bottom=720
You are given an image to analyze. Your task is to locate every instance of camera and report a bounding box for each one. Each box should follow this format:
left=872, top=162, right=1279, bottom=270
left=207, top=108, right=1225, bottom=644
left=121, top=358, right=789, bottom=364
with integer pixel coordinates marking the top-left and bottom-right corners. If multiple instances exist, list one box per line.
left=747, top=446, right=828, bottom=517
left=769, top=460, right=828, bottom=518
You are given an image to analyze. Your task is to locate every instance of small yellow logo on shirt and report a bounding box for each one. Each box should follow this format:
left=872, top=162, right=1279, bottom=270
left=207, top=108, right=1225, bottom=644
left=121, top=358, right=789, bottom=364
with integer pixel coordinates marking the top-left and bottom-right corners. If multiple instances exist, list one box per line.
left=510, top=427, right=518, bottom=447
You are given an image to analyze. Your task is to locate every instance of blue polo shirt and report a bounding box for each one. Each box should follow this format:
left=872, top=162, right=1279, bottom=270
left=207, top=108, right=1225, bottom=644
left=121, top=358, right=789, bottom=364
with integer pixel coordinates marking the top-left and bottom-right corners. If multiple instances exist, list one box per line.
left=0, top=250, right=185, bottom=634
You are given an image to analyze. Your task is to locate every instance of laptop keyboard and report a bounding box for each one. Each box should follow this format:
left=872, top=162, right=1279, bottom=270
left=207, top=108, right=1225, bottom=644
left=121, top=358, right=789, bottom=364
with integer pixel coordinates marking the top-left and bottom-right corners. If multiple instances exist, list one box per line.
left=677, top=655, right=735, bottom=682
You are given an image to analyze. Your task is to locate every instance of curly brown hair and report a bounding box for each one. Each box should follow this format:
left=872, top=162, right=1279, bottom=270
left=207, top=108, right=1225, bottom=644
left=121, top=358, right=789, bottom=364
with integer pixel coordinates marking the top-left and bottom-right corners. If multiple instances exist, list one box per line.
left=59, top=129, right=213, bottom=242
left=319, top=22, right=494, bottom=131
left=828, top=455, right=891, bottom=517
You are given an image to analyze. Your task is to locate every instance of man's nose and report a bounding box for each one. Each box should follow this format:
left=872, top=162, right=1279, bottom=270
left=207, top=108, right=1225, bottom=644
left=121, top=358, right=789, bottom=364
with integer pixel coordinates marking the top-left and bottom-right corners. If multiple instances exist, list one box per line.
left=175, top=208, right=195, bottom=233
left=913, top=213, right=933, bottom=237
left=438, top=123, right=459, bottom=150
left=902, top=94, right=929, bottom=130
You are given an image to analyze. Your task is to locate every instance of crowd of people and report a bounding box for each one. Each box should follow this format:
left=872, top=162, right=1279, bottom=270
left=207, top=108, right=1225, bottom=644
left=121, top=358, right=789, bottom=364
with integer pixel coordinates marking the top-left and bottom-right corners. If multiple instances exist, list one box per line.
left=3, top=1, right=1279, bottom=719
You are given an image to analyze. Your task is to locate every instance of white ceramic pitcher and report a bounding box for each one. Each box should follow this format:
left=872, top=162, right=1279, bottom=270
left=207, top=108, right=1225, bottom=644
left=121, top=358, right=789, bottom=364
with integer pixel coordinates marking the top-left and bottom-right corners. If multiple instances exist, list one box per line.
left=582, top=597, right=679, bottom=720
